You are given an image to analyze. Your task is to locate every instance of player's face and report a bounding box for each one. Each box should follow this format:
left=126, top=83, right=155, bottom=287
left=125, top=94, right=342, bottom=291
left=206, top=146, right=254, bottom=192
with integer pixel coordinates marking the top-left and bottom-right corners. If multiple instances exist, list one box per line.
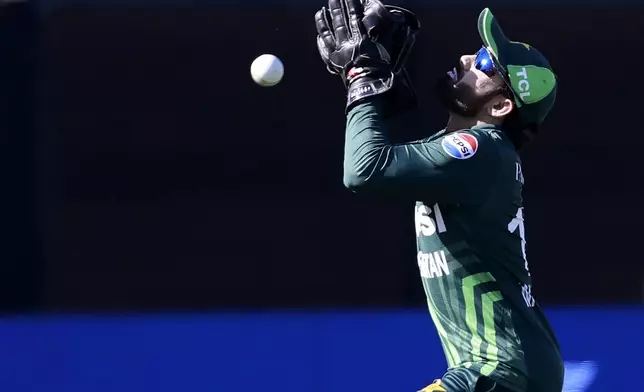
left=435, top=48, right=508, bottom=118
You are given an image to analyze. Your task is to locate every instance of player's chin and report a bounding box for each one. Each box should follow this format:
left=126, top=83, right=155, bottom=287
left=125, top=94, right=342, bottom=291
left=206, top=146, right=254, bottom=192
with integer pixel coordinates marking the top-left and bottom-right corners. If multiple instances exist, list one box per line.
left=435, top=77, right=482, bottom=118
left=435, top=76, right=462, bottom=108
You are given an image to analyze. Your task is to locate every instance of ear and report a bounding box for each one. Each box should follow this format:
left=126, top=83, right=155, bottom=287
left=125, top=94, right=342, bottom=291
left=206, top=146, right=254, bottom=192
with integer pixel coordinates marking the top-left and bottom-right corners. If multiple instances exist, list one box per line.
left=488, top=97, right=514, bottom=119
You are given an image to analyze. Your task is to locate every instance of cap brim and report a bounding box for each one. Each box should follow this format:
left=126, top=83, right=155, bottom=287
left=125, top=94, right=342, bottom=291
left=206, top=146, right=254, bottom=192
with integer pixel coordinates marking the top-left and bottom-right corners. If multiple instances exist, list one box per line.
left=477, top=8, right=558, bottom=125
left=477, top=8, right=508, bottom=62
left=477, top=7, right=519, bottom=106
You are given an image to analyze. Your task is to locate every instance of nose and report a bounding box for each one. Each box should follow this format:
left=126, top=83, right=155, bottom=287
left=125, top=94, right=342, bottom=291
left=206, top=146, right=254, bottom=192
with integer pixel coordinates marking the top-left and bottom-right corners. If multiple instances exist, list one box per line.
left=460, top=55, right=476, bottom=71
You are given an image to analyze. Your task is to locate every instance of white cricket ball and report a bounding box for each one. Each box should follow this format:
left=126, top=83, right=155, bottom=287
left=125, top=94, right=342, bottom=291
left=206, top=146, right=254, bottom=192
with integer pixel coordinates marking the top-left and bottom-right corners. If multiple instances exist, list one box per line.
left=250, top=54, right=284, bottom=87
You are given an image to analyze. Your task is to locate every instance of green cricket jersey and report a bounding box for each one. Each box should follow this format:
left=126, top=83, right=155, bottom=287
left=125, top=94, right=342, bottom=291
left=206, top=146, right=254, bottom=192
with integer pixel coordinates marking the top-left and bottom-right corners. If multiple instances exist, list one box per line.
left=344, top=100, right=563, bottom=392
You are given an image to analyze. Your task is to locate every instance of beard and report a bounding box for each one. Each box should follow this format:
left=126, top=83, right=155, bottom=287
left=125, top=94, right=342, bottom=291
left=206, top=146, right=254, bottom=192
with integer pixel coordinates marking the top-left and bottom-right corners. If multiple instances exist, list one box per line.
left=435, top=73, right=499, bottom=118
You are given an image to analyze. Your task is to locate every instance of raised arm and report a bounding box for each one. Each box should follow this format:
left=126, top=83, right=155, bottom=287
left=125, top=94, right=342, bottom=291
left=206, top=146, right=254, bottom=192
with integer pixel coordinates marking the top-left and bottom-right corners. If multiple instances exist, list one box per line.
left=343, top=99, right=501, bottom=204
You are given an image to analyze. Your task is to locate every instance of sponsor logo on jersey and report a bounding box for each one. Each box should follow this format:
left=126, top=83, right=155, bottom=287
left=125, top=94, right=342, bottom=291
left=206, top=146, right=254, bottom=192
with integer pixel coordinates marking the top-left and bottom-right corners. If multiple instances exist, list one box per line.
left=441, top=132, right=479, bottom=159
left=417, top=251, right=450, bottom=279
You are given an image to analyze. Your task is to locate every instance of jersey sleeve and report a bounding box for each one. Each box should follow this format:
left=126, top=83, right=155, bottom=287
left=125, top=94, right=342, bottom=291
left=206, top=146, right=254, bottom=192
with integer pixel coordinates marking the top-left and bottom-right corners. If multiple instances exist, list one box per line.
left=343, top=99, right=501, bottom=204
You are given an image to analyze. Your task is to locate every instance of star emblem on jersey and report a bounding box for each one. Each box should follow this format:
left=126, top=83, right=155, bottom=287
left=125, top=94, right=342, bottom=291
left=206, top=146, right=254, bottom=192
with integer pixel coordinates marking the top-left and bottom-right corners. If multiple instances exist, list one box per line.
left=441, top=132, right=479, bottom=160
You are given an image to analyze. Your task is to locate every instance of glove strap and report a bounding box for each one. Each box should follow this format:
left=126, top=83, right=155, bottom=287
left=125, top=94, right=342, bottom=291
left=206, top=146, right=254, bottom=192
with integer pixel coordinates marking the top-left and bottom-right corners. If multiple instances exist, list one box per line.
left=346, top=71, right=395, bottom=112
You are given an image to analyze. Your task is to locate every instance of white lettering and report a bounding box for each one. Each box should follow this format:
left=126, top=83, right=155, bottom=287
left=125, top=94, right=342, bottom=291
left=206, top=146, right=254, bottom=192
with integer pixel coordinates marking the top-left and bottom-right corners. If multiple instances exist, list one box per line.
left=515, top=162, right=524, bottom=184
left=418, top=252, right=430, bottom=278
left=415, top=205, right=435, bottom=237
left=508, top=207, right=529, bottom=273
left=522, top=284, right=536, bottom=308
left=515, top=67, right=528, bottom=79
left=433, top=204, right=447, bottom=233
left=508, top=207, right=536, bottom=308
left=434, top=251, right=450, bottom=276
left=428, top=253, right=439, bottom=277
left=515, top=67, right=531, bottom=99
left=415, top=204, right=447, bottom=238
left=417, top=251, right=450, bottom=279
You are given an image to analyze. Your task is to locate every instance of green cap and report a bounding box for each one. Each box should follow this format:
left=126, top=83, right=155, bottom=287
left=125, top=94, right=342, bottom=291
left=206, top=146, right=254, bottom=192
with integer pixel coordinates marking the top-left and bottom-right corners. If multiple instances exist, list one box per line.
left=478, top=8, right=557, bottom=126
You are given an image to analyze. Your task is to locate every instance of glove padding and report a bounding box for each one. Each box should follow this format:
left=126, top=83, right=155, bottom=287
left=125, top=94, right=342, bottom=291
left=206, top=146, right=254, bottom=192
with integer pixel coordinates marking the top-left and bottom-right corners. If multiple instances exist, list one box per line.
left=315, top=0, right=419, bottom=116
left=361, top=1, right=420, bottom=117
left=361, top=1, right=420, bottom=73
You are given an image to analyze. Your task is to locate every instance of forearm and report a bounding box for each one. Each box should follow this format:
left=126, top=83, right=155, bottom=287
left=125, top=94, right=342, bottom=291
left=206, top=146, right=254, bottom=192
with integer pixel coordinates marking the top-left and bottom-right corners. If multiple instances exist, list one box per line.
left=341, top=98, right=472, bottom=200
left=343, top=98, right=392, bottom=190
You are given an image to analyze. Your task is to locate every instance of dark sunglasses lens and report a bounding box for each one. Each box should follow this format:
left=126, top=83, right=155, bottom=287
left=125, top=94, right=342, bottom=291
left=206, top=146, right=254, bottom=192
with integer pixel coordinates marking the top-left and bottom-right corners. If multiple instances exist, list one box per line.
left=475, top=48, right=496, bottom=75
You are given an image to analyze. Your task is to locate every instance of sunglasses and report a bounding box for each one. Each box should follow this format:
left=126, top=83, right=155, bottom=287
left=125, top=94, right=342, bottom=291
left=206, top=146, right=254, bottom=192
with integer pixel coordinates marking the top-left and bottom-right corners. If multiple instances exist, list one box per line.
left=474, top=47, right=521, bottom=104
left=474, top=47, right=499, bottom=75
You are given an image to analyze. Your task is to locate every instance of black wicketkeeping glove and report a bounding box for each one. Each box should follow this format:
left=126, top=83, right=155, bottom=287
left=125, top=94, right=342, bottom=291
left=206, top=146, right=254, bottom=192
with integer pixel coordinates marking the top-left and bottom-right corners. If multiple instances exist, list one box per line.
left=361, top=1, right=420, bottom=74
left=315, top=0, right=420, bottom=117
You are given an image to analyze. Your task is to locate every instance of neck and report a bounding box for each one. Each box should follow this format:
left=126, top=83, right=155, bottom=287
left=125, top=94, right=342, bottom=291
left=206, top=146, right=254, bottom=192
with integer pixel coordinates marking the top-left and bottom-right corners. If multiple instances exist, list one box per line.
left=445, top=114, right=500, bottom=132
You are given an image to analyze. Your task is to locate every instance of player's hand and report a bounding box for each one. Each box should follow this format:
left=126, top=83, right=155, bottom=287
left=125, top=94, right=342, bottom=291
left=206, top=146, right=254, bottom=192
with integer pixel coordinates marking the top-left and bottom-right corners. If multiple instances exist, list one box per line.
left=315, top=0, right=395, bottom=111
left=315, top=0, right=420, bottom=116
left=359, top=0, right=421, bottom=117
left=361, top=0, right=420, bottom=74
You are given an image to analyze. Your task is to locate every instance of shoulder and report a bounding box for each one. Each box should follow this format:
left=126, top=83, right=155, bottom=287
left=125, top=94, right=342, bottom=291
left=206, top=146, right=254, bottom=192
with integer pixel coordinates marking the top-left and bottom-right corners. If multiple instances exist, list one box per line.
left=436, top=128, right=503, bottom=162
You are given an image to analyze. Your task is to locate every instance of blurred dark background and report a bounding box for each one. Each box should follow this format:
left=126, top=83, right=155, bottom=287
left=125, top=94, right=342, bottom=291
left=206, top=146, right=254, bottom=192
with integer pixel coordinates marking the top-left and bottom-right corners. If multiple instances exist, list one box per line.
left=1, top=0, right=643, bottom=313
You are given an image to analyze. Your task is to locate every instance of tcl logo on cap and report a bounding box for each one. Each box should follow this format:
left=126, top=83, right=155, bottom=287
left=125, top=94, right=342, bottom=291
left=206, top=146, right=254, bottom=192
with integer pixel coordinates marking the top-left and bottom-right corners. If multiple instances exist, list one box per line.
left=441, top=132, right=479, bottom=159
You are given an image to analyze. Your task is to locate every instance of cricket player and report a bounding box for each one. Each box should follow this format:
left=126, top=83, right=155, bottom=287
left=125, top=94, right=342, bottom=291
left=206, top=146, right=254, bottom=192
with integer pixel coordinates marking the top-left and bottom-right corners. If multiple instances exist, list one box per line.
left=315, top=1, right=563, bottom=391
